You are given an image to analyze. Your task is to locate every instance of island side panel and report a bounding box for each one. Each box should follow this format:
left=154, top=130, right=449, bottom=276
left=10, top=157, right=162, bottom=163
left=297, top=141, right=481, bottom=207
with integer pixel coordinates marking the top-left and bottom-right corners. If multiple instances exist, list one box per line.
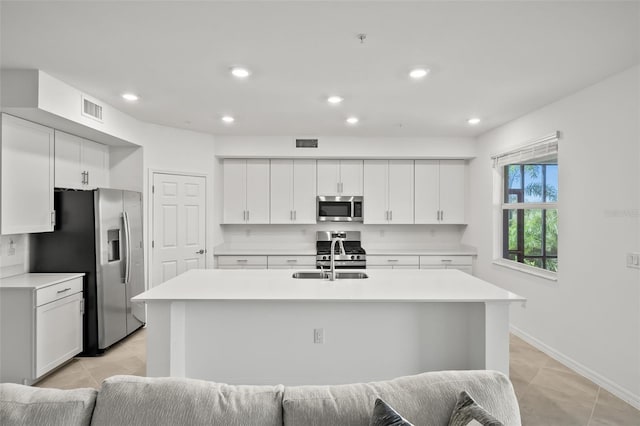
left=181, top=300, right=487, bottom=385
left=484, top=302, right=510, bottom=375
left=146, top=301, right=173, bottom=377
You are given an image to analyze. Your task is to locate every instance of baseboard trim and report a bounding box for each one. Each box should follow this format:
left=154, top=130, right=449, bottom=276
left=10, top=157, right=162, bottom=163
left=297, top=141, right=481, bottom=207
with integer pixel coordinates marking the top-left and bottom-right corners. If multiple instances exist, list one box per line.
left=509, top=325, right=640, bottom=410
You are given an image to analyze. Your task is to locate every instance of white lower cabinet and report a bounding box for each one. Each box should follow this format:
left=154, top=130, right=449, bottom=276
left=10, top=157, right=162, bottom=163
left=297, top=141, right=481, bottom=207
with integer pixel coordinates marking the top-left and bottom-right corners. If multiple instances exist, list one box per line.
left=419, top=255, right=473, bottom=274
left=367, top=255, right=419, bottom=269
left=216, top=256, right=268, bottom=269
left=0, top=275, right=84, bottom=385
left=267, top=255, right=316, bottom=269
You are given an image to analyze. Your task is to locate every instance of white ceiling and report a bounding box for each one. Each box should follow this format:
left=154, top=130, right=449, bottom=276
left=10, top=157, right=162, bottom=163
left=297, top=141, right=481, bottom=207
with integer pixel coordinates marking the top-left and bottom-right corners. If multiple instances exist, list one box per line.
left=1, top=1, right=638, bottom=137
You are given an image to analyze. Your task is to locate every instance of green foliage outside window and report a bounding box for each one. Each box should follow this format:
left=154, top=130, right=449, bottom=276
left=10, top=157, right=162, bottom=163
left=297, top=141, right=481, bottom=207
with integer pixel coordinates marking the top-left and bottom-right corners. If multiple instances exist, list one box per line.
left=504, top=164, right=558, bottom=272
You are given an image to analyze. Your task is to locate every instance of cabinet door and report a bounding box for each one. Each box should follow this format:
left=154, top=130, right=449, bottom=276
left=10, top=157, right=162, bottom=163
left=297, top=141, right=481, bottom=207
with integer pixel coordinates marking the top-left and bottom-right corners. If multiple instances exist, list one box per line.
left=292, top=160, right=317, bottom=224
left=439, top=160, right=466, bottom=224
left=414, top=160, right=439, bottom=224
left=245, top=159, right=270, bottom=224
left=54, top=131, right=83, bottom=189
left=363, top=160, right=388, bottom=224
left=36, top=292, right=83, bottom=378
left=270, top=160, right=293, bottom=224
left=317, top=160, right=340, bottom=195
left=82, top=139, right=109, bottom=189
left=1, top=114, right=54, bottom=234
left=388, top=160, right=414, bottom=224
left=339, top=160, right=363, bottom=195
left=223, top=159, right=247, bottom=224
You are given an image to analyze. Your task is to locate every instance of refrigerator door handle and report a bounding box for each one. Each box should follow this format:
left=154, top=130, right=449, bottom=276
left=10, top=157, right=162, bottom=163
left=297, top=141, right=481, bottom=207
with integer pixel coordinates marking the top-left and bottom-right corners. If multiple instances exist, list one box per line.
left=123, top=211, right=132, bottom=285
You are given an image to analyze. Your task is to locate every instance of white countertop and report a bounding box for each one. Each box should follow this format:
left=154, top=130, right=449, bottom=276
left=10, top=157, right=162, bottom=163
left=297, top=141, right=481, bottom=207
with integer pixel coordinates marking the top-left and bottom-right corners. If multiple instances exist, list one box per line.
left=0, top=273, right=85, bottom=289
left=133, top=269, right=523, bottom=303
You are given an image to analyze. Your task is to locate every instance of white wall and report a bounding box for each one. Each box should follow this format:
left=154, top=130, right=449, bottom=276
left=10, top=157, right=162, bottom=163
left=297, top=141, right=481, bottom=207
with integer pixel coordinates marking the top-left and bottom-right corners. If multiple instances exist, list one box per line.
left=463, top=65, right=640, bottom=406
left=215, top=135, right=475, bottom=159
left=0, top=235, right=28, bottom=278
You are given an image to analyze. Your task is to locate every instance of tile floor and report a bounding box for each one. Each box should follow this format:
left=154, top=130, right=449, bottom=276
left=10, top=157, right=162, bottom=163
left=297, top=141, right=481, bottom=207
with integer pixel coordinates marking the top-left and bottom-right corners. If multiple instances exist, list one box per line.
left=35, top=329, right=639, bottom=425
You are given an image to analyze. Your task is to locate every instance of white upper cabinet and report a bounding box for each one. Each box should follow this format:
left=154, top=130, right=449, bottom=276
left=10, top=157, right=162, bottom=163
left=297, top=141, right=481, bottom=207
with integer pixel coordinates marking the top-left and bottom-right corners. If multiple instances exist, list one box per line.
left=1, top=114, right=54, bottom=234
left=223, top=159, right=270, bottom=224
left=270, top=159, right=316, bottom=224
left=317, top=160, right=363, bottom=196
left=415, top=160, right=466, bottom=224
left=364, top=160, right=414, bottom=224
left=55, top=131, right=109, bottom=189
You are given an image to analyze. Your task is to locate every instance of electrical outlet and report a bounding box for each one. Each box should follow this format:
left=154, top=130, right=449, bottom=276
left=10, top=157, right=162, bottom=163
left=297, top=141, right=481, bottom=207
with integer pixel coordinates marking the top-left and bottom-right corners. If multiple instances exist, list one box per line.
left=626, top=253, right=640, bottom=269
left=313, top=328, right=324, bottom=344
left=7, top=239, right=16, bottom=256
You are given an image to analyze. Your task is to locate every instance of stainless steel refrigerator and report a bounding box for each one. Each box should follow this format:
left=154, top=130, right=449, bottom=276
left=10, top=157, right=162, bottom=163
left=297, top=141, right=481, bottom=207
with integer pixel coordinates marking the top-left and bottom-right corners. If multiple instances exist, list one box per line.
left=31, top=188, right=145, bottom=355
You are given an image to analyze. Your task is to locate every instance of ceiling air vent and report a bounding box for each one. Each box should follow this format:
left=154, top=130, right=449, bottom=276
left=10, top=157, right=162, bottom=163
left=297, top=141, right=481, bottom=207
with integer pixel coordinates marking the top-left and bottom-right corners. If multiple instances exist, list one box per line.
left=81, top=95, right=104, bottom=122
left=296, top=138, right=318, bottom=148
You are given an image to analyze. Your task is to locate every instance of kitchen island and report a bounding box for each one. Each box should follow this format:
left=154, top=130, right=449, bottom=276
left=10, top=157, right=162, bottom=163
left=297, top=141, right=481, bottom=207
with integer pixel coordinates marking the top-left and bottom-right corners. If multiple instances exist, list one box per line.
left=133, top=268, right=524, bottom=385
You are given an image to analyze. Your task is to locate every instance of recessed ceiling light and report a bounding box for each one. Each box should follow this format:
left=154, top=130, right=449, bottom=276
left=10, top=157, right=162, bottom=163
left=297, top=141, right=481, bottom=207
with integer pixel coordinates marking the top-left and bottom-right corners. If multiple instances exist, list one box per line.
left=327, top=96, right=343, bottom=104
left=467, top=117, right=481, bottom=125
left=346, top=117, right=359, bottom=125
left=230, top=67, right=250, bottom=78
left=122, top=93, right=139, bottom=101
left=409, top=68, right=430, bottom=79
left=222, top=115, right=235, bottom=123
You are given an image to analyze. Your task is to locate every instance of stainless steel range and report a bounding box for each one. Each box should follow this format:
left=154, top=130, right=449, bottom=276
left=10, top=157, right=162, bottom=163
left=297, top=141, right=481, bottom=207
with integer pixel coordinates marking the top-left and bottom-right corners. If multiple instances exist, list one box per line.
left=316, top=231, right=366, bottom=269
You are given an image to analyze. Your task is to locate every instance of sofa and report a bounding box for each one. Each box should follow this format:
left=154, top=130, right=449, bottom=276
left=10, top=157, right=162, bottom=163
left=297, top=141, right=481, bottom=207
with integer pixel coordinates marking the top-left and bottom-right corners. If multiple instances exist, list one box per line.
left=0, top=370, right=521, bottom=426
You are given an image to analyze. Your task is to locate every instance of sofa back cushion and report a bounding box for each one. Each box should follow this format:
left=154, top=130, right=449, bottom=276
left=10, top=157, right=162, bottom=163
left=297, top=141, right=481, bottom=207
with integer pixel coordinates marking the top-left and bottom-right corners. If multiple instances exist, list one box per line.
left=90, top=375, right=283, bottom=426
left=0, top=383, right=97, bottom=426
left=282, top=370, right=521, bottom=426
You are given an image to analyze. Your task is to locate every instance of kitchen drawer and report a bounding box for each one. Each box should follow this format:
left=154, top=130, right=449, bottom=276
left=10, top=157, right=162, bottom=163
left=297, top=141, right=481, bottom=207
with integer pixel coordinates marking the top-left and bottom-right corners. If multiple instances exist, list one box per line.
left=367, top=255, right=419, bottom=267
left=217, top=256, right=268, bottom=268
left=419, top=255, right=473, bottom=267
left=267, top=256, right=316, bottom=268
left=36, top=277, right=83, bottom=307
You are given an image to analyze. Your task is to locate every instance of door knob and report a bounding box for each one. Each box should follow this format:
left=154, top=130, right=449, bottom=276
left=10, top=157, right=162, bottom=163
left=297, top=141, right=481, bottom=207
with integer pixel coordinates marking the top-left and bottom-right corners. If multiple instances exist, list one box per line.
left=195, top=249, right=207, bottom=254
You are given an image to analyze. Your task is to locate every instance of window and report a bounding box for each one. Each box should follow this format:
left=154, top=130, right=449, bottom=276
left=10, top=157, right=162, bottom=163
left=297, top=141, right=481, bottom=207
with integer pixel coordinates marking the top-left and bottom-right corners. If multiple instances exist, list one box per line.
left=493, top=133, right=558, bottom=274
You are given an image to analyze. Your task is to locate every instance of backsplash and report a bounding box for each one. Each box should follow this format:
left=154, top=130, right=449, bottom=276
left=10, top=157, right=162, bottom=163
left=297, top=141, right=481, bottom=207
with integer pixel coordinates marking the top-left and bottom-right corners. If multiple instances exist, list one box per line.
left=220, top=224, right=467, bottom=250
left=0, top=234, right=28, bottom=278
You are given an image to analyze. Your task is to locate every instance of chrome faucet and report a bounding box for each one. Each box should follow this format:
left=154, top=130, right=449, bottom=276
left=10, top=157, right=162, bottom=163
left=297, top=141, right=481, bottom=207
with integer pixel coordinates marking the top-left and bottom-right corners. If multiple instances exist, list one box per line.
left=329, top=237, right=346, bottom=281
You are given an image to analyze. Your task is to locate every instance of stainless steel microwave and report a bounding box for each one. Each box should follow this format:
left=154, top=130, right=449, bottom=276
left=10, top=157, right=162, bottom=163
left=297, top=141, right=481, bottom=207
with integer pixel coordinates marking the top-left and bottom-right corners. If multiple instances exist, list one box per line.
left=317, top=196, right=363, bottom=222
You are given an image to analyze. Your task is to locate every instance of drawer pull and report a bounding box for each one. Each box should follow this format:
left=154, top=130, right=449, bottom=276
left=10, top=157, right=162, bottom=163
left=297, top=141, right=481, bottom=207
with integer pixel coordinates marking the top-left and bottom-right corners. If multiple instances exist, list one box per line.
left=236, top=259, right=248, bottom=263
left=440, top=259, right=453, bottom=263
left=56, top=287, right=72, bottom=294
left=286, top=259, right=297, bottom=263
left=387, top=259, right=399, bottom=262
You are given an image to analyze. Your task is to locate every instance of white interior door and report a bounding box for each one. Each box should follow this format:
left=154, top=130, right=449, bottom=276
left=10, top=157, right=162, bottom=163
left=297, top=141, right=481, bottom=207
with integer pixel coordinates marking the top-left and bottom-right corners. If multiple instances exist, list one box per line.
left=152, top=173, right=207, bottom=287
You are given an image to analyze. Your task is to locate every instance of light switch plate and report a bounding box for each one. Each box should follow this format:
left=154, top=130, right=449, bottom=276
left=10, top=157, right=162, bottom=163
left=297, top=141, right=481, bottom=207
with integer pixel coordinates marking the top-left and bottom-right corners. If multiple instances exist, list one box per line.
left=626, top=253, right=640, bottom=269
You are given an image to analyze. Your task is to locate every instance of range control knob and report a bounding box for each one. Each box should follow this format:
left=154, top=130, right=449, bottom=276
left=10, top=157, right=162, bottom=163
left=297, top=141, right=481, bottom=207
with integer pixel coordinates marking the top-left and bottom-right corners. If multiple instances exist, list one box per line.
left=322, top=256, right=327, bottom=260
left=350, top=255, right=355, bottom=260
left=356, top=255, right=360, bottom=260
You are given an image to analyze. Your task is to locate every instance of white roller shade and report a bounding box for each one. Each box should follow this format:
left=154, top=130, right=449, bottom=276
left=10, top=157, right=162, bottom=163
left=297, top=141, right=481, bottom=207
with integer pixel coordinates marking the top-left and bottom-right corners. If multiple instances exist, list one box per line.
left=492, top=132, right=559, bottom=168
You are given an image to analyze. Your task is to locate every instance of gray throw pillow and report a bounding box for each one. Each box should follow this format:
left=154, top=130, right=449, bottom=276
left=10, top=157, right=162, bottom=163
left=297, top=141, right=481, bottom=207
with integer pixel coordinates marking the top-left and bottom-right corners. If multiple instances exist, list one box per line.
left=448, top=391, right=503, bottom=426
left=370, top=398, right=415, bottom=426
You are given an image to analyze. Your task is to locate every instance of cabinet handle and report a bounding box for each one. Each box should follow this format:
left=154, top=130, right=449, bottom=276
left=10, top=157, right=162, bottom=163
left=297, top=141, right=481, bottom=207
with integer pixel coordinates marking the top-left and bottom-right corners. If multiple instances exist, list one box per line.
left=441, top=210, right=444, bottom=221
left=337, top=182, right=340, bottom=193
left=56, top=287, right=71, bottom=294
left=236, top=259, right=248, bottom=263
left=286, top=259, right=297, bottom=263
left=441, top=259, right=452, bottom=263
left=294, top=210, right=296, bottom=220
left=387, top=259, right=399, bottom=262
left=390, top=210, right=393, bottom=221
left=247, top=210, right=250, bottom=221
left=195, top=249, right=206, bottom=254
left=86, top=171, right=90, bottom=185
left=243, top=210, right=246, bottom=221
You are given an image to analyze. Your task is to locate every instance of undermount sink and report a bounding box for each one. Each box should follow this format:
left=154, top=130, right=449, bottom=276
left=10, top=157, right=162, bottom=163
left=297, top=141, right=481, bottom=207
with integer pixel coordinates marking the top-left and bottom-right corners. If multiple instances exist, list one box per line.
left=334, top=272, right=368, bottom=279
left=291, top=271, right=369, bottom=280
left=292, top=271, right=328, bottom=279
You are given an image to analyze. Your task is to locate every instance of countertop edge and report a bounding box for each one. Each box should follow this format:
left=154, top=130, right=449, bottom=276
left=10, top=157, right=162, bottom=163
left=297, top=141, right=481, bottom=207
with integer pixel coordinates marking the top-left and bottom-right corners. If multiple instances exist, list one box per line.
left=0, top=273, right=86, bottom=289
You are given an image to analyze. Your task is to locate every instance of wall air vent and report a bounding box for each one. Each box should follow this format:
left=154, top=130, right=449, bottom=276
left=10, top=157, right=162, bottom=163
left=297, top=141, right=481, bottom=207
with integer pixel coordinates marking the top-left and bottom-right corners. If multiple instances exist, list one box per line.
left=296, top=138, right=318, bottom=148
left=81, top=95, right=104, bottom=122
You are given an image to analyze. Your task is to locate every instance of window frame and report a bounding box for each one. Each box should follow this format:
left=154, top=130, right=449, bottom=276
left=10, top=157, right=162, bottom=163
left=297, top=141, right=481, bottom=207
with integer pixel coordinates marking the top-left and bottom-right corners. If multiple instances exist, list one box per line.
left=491, top=132, right=559, bottom=281
left=501, top=164, right=558, bottom=271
